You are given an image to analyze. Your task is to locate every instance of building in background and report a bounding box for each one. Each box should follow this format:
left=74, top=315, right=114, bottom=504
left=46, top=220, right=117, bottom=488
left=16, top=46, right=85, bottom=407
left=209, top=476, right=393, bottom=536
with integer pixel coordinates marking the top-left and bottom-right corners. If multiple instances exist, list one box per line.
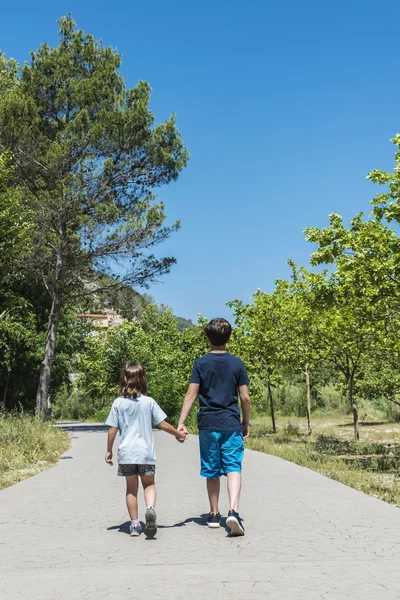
left=76, top=310, right=123, bottom=330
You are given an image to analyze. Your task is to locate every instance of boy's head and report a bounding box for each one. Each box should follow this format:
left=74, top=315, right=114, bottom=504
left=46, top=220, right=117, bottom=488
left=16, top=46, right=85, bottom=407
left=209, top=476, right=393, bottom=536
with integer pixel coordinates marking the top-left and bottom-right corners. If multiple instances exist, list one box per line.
left=119, top=362, right=148, bottom=398
left=205, top=318, right=232, bottom=347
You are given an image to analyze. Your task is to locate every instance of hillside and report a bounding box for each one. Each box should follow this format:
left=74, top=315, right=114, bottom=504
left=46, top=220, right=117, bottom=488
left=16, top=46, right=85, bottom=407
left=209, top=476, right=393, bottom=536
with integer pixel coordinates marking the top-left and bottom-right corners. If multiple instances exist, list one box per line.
left=78, top=273, right=193, bottom=330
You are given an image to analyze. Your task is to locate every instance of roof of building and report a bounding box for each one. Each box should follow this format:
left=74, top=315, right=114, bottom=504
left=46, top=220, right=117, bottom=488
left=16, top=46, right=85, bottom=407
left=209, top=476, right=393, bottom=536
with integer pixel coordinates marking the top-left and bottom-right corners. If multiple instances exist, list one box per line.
left=76, top=314, right=108, bottom=319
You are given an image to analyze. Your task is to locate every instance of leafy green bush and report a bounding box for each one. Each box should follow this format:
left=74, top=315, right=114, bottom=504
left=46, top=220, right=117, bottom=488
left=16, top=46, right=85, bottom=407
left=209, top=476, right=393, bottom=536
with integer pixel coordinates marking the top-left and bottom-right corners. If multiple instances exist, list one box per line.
left=276, top=383, right=307, bottom=416
left=284, top=421, right=301, bottom=436
left=387, top=401, right=400, bottom=423
left=314, top=383, right=348, bottom=414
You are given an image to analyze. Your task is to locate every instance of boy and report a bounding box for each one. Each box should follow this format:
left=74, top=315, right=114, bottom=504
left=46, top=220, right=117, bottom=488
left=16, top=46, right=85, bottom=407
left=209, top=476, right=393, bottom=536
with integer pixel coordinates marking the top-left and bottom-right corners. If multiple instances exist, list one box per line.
left=178, top=318, right=250, bottom=536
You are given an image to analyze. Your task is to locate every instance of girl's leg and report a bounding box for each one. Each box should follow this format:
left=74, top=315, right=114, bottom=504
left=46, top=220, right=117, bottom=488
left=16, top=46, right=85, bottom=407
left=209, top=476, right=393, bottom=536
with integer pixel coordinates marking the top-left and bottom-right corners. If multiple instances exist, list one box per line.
left=141, top=475, right=156, bottom=508
left=125, top=476, right=139, bottom=520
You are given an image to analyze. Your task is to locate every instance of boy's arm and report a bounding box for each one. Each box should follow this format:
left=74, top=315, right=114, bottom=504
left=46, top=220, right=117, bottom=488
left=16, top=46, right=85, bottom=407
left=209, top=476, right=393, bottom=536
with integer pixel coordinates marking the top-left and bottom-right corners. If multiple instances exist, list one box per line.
left=158, top=420, right=186, bottom=442
left=239, top=385, right=251, bottom=438
left=178, top=383, right=199, bottom=438
left=105, top=426, right=118, bottom=463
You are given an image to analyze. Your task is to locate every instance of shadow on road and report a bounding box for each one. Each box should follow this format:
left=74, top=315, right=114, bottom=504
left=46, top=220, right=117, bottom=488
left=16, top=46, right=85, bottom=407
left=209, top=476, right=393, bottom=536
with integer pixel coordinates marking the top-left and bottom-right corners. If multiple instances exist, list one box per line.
left=57, top=423, right=109, bottom=433
left=108, top=521, right=141, bottom=535
left=107, top=514, right=222, bottom=534
left=158, top=514, right=211, bottom=529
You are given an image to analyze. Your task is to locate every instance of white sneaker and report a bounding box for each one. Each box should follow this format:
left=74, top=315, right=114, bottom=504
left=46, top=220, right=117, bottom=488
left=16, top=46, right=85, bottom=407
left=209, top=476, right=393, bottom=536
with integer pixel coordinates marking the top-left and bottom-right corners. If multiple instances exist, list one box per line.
left=129, top=522, right=142, bottom=537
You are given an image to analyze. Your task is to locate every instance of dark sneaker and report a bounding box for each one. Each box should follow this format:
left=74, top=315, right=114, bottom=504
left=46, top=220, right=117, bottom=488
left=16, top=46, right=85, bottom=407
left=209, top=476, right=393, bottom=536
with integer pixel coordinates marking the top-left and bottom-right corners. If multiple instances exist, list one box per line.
left=145, top=507, right=157, bottom=538
left=226, top=509, right=245, bottom=536
left=129, top=522, right=142, bottom=537
left=207, top=512, right=221, bottom=528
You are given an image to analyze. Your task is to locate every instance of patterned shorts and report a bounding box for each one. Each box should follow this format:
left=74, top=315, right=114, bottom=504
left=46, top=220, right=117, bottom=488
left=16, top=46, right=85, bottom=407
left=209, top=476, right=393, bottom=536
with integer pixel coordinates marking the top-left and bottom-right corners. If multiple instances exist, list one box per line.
left=117, top=464, right=156, bottom=477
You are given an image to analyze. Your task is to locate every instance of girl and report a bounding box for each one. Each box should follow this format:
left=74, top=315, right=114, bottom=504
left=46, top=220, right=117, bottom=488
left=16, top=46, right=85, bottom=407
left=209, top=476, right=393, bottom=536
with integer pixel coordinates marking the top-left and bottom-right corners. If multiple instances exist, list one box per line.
left=105, top=362, right=185, bottom=538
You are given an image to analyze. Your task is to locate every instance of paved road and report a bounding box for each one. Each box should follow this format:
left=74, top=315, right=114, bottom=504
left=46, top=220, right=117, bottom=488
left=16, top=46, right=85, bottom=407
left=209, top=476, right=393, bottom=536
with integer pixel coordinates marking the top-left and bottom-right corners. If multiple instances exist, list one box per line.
left=1, top=424, right=400, bottom=600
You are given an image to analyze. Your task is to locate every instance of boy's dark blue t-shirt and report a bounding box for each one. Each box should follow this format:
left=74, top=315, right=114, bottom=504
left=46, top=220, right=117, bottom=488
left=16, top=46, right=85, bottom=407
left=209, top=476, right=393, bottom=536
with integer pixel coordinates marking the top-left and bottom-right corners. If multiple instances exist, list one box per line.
left=190, top=352, right=250, bottom=432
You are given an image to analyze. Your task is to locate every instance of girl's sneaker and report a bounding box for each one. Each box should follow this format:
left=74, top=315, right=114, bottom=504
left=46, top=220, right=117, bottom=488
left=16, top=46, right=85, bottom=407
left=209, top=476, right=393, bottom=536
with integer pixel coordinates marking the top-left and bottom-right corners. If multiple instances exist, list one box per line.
left=145, top=507, right=157, bottom=538
left=129, top=522, right=142, bottom=537
left=226, top=509, right=245, bottom=536
left=207, top=512, right=221, bottom=528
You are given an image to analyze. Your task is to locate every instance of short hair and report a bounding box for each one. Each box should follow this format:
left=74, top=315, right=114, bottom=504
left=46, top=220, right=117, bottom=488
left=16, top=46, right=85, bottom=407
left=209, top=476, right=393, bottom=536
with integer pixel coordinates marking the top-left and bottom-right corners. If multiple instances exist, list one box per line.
left=119, top=362, right=148, bottom=398
left=205, top=318, right=232, bottom=346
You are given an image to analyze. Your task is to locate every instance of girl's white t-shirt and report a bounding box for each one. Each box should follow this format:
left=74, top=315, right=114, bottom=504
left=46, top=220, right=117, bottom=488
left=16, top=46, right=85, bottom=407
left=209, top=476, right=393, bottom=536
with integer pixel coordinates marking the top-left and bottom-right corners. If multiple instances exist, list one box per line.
left=106, top=395, right=167, bottom=465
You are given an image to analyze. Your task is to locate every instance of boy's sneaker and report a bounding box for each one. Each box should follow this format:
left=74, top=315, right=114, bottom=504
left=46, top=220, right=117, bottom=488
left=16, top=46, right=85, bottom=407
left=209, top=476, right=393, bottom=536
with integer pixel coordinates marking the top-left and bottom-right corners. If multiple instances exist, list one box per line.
left=207, top=512, right=221, bottom=528
left=129, top=522, right=142, bottom=537
left=226, top=509, right=245, bottom=536
left=145, top=507, right=157, bottom=538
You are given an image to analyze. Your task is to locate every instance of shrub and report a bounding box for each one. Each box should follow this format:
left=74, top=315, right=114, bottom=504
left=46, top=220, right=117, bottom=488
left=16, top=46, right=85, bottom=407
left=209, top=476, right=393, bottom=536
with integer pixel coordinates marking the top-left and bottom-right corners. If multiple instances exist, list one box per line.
left=387, top=402, right=400, bottom=423
left=277, top=383, right=307, bottom=416
left=314, top=383, right=348, bottom=414
left=284, top=421, right=301, bottom=436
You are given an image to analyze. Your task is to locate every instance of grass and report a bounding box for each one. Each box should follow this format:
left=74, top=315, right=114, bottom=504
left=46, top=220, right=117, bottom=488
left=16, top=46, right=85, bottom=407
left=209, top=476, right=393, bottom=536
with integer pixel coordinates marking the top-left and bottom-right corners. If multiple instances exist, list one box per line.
left=247, top=415, right=400, bottom=506
left=0, top=413, right=70, bottom=489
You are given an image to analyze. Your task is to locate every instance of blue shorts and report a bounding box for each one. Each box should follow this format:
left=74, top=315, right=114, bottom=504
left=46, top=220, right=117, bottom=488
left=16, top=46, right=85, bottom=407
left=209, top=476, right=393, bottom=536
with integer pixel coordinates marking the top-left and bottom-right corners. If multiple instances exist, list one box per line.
left=199, top=430, right=244, bottom=478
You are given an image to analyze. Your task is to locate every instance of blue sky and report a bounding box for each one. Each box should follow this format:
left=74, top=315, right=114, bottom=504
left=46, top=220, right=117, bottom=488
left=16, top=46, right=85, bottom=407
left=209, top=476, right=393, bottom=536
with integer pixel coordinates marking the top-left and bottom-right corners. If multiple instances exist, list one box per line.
left=1, top=0, right=400, bottom=321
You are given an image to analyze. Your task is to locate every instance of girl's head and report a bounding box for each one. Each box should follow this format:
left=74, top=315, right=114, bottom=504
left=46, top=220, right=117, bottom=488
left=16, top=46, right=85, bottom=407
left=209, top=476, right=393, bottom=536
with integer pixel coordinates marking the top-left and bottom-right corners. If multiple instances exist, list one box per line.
left=119, top=362, right=148, bottom=398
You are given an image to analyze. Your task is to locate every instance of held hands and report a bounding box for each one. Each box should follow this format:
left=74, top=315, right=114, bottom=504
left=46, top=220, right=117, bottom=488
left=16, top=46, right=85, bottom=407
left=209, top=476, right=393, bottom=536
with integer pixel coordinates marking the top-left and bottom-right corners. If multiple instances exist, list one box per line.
left=105, top=451, right=113, bottom=465
left=175, top=430, right=187, bottom=443
left=176, top=423, right=189, bottom=443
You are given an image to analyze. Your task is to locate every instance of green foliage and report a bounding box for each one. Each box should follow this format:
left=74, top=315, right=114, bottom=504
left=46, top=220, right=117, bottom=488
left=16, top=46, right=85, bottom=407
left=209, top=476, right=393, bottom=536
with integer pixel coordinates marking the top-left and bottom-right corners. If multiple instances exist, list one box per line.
left=0, top=53, right=18, bottom=97
left=0, top=153, right=34, bottom=288
left=55, top=306, right=208, bottom=426
left=0, top=14, right=189, bottom=293
left=283, top=421, right=301, bottom=436
left=0, top=14, right=189, bottom=414
left=313, top=383, right=348, bottom=414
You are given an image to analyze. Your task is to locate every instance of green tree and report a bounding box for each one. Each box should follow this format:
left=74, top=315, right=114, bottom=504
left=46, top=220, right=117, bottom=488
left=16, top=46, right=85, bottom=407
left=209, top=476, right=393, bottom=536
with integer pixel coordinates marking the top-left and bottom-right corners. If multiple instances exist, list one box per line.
left=273, top=264, right=326, bottom=435
left=0, top=153, right=39, bottom=410
left=303, top=228, right=390, bottom=440
left=229, top=294, right=285, bottom=433
left=0, top=16, right=189, bottom=415
left=0, top=154, right=33, bottom=292
left=0, top=53, right=18, bottom=97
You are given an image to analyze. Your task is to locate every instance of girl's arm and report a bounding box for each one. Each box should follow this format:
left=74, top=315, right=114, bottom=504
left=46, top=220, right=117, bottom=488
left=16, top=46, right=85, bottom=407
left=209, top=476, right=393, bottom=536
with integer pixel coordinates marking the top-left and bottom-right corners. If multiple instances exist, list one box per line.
left=105, top=426, right=118, bottom=463
left=158, top=420, right=186, bottom=442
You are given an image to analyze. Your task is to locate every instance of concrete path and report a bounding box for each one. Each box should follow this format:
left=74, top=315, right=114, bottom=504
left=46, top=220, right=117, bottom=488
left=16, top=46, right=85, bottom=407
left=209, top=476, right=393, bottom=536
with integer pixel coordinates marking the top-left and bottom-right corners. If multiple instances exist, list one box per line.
left=1, top=424, right=400, bottom=600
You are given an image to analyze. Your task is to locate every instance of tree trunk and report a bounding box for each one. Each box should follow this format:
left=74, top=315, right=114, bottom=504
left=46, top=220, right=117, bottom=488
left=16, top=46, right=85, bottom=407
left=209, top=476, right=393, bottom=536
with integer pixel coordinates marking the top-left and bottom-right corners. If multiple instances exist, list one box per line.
left=305, top=363, right=312, bottom=436
left=35, top=257, right=63, bottom=417
left=1, top=370, right=10, bottom=410
left=267, top=377, right=277, bottom=434
left=348, top=375, right=359, bottom=441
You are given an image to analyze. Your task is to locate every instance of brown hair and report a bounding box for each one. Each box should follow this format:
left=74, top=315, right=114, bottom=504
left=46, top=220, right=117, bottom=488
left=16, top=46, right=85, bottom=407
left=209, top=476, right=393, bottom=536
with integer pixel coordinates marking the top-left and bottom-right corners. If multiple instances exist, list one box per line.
left=205, top=318, right=232, bottom=346
left=119, top=362, right=148, bottom=398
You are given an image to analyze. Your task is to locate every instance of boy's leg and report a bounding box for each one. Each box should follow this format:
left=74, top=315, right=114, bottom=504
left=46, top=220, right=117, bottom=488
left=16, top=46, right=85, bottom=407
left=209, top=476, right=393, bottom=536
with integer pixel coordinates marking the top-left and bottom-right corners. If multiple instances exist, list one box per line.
left=227, top=472, right=241, bottom=512
left=125, top=475, right=139, bottom=520
left=220, top=431, right=244, bottom=511
left=199, top=431, right=222, bottom=513
left=221, top=432, right=245, bottom=535
left=207, top=478, right=220, bottom=513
